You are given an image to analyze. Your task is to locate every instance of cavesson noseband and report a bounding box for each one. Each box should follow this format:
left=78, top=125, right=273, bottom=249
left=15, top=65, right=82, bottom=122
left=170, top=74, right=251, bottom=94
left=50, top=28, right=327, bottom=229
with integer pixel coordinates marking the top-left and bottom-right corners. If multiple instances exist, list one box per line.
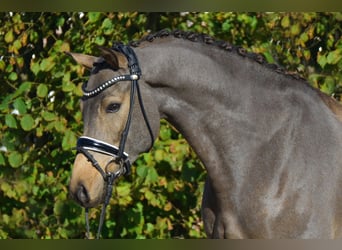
left=75, top=43, right=154, bottom=239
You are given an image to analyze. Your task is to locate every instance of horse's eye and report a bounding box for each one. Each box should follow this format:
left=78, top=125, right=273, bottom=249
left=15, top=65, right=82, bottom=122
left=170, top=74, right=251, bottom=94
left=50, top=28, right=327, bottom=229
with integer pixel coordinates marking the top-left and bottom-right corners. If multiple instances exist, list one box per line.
left=106, top=103, right=121, bottom=113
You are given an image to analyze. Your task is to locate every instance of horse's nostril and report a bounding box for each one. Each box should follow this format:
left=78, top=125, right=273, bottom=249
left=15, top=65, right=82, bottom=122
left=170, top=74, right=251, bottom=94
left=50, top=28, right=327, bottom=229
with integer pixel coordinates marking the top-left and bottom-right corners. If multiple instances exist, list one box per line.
left=76, top=185, right=90, bottom=206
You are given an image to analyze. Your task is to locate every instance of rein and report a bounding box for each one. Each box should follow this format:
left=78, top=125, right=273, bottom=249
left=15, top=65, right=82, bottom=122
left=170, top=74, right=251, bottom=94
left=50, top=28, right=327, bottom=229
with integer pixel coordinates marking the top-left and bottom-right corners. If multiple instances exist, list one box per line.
left=76, top=43, right=154, bottom=239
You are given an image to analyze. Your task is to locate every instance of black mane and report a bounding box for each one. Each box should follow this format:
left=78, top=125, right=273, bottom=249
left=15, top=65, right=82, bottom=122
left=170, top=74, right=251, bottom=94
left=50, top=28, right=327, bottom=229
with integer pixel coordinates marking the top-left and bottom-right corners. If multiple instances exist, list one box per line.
left=128, top=29, right=305, bottom=81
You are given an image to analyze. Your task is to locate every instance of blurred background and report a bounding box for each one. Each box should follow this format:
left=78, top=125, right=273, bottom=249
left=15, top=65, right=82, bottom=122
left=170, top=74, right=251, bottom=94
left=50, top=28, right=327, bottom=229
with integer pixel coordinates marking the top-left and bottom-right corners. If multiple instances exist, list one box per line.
left=0, top=12, right=341, bottom=238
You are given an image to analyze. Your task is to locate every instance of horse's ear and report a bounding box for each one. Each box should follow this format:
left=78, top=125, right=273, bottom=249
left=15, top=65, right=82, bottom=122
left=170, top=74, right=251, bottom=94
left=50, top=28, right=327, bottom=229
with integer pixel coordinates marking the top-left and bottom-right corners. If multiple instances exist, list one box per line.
left=98, top=46, right=127, bottom=70
left=65, top=52, right=98, bottom=70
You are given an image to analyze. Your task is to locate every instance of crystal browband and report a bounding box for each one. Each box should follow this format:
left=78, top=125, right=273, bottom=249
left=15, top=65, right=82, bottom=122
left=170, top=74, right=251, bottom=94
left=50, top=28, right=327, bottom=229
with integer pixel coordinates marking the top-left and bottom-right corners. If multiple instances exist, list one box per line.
left=82, top=74, right=140, bottom=99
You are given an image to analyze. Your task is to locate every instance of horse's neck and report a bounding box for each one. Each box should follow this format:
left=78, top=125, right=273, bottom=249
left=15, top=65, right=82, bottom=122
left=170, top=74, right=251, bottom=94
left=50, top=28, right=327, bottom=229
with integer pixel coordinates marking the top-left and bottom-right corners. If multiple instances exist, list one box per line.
left=138, top=40, right=266, bottom=173
left=137, top=39, right=342, bottom=182
left=138, top=39, right=297, bottom=130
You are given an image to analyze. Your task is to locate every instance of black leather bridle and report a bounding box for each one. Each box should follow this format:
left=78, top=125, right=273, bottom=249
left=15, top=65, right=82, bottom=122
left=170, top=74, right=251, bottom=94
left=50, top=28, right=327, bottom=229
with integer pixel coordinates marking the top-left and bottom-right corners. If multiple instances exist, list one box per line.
left=75, top=43, right=154, bottom=239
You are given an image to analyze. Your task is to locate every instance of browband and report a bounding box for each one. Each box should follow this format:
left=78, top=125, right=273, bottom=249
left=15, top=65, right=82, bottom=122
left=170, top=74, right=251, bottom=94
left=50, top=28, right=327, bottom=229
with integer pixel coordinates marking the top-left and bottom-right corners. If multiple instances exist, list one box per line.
left=82, top=74, right=139, bottom=100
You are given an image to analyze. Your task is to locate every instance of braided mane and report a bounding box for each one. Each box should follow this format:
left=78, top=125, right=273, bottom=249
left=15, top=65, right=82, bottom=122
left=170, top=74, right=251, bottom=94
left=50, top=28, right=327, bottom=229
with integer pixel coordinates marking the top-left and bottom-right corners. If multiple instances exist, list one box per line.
left=127, top=29, right=342, bottom=119
left=128, top=29, right=305, bottom=81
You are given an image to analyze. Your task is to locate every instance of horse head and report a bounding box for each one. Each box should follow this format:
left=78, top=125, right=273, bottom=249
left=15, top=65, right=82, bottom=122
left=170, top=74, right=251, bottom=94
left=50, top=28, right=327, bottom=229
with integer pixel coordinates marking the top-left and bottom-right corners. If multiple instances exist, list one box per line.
left=68, top=46, right=159, bottom=209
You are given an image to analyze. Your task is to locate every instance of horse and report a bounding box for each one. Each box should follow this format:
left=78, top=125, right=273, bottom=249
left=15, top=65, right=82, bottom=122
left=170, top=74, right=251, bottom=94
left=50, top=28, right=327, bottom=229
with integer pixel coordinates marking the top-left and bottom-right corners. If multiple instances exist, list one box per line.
left=68, top=30, right=342, bottom=238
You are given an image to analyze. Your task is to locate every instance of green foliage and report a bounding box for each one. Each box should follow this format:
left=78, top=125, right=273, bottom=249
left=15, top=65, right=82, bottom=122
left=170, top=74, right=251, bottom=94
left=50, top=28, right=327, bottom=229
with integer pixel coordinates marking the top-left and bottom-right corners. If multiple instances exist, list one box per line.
left=0, top=12, right=341, bottom=239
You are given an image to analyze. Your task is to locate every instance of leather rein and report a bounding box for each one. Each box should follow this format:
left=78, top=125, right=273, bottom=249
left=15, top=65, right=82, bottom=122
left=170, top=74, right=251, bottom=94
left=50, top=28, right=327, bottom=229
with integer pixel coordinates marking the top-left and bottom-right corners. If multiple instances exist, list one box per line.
left=75, top=43, right=154, bottom=239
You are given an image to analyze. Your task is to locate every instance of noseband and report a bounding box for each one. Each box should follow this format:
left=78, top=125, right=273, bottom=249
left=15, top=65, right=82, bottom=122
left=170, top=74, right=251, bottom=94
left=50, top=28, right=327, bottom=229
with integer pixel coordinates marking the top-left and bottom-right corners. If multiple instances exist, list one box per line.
left=75, top=43, right=154, bottom=239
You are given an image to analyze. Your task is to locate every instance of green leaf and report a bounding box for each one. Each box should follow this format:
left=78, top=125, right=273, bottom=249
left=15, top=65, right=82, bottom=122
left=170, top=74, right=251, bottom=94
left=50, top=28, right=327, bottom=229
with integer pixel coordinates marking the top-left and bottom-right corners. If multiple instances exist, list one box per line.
left=145, top=190, right=155, bottom=201
left=62, top=81, right=74, bottom=92
left=222, top=20, right=231, bottom=32
left=290, top=23, right=301, bottom=35
left=42, top=111, right=57, bottom=122
left=1, top=182, right=11, bottom=193
left=5, top=30, right=14, bottom=43
left=13, top=39, right=22, bottom=51
left=159, top=126, right=171, bottom=140
left=13, top=98, right=26, bottom=114
left=88, top=12, right=101, bottom=23
left=20, top=114, right=35, bottom=131
left=299, top=32, right=309, bottom=44
left=154, top=149, right=164, bottom=162
left=136, top=164, right=148, bottom=178
left=40, top=57, right=55, bottom=72
left=317, top=53, right=327, bottom=68
left=53, top=200, right=64, bottom=216
left=29, top=30, right=38, bottom=43
left=326, top=49, right=342, bottom=65
left=102, top=18, right=114, bottom=35
left=94, top=36, right=105, bottom=46
left=18, top=81, right=32, bottom=94
left=303, top=50, right=311, bottom=61
left=54, top=121, right=66, bottom=133
left=37, top=84, right=48, bottom=98
left=36, top=125, right=44, bottom=137
left=263, top=51, right=275, bottom=64
left=56, top=16, right=65, bottom=26
left=8, top=72, right=18, bottom=81
left=0, top=60, right=5, bottom=71
left=5, top=63, right=13, bottom=73
left=281, top=15, right=290, bottom=28
left=59, top=41, right=70, bottom=53
left=30, top=61, right=40, bottom=75
left=0, top=153, right=5, bottom=166
left=308, top=73, right=321, bottom=88
left=8, top=151, right=23, bottom=168
left=146, top=167, right=159, bottom=183
left=116, top=183, right=131, bottom=197
left=5, top=114, right=17, bottom=128
left=320, top=76, right=335, bottom=95
left=62, top=130, right=76, bottom=150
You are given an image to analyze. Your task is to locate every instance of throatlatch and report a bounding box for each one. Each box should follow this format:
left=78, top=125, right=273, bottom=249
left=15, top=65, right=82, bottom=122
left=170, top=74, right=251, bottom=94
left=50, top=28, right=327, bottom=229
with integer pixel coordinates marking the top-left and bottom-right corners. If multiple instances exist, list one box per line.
left=75, top=43, right=154, bottom=239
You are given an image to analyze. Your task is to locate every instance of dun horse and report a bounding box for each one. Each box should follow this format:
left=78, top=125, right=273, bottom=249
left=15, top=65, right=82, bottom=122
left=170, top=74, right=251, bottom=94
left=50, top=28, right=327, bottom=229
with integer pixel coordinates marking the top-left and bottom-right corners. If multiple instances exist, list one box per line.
left=68, top=30, right=342, bottom=238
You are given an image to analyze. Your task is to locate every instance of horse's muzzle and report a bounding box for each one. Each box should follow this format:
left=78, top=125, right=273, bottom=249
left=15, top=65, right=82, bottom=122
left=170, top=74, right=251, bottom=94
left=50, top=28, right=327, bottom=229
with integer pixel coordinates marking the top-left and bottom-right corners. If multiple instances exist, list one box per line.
left=69, top=153, right=107, bottom=208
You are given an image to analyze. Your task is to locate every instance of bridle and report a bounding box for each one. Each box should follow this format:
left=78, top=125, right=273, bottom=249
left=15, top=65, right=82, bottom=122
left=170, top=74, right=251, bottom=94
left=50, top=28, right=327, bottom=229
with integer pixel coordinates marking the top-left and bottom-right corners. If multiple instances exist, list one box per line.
left=75, top=43, right=154, bottom=239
